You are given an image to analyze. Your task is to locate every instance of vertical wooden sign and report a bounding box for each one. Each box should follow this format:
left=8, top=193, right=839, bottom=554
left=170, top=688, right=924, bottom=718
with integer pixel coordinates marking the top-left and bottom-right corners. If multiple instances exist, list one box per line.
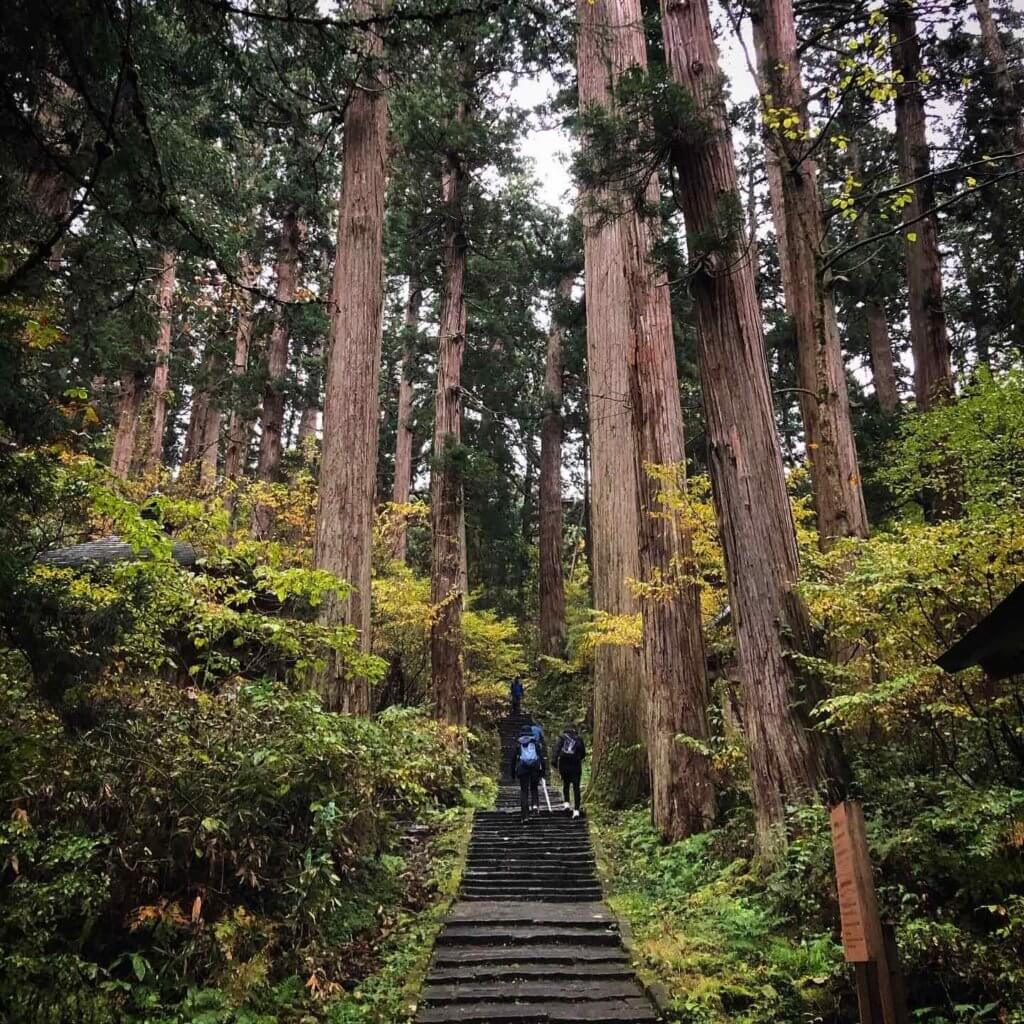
left=830, top=800, right=905, bottom=1024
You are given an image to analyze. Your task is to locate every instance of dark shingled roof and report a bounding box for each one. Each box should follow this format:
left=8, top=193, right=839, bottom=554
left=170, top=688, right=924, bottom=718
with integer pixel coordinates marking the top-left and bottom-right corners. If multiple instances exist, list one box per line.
left=936, top=582, right=1024, bottom=679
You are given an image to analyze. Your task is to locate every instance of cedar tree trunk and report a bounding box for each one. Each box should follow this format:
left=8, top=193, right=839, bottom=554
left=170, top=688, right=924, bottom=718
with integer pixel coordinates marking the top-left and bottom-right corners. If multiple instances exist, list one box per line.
left=889, top=4, right=954, bottom=408
left=538, top=274, right=572, bottom=660
left=253, top=207, right=303, bottom=535
left=142, top=248, right=177, bottom=474
left=752, top=2, right=869, bottom=546
left=576, top=0, right=649, bottom=807
left=392, top=274, right=422, bottom=561
left=431, top=121, right=469, bottom=729
left=661, top=0, right=850, bottom=855
left=313, top=0, right=390, bottom=714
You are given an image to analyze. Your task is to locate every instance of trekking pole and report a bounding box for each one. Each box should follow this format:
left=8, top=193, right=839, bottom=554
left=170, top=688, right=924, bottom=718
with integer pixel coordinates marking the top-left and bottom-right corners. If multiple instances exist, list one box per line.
left=541, top=777, right=552, bottom=813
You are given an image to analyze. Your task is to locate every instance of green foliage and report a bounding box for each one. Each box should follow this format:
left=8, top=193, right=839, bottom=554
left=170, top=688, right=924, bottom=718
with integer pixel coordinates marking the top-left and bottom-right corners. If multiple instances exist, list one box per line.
left=593, top=805, right=845, bottom=1024
left=0, top=663, right=472, bottom=1022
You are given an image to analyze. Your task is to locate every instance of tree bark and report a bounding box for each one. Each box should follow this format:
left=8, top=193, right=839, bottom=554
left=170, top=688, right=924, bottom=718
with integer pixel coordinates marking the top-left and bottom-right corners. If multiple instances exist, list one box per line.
left=223, top=256, right=257, bottom=494
left=660, top=0, right=849, bottom=855
left=850, top=142, right=900, bottom=414
left=973, top=0, right=1024, bottom=171
left=431, top=109, right=469, bottom=730
left=254, top=206, right=303, bottom=524
left=539, top=274, right=572, bottom=661
left=889, top=5, right=954, bottom=409
left=617, top=46, right=717, bottom=835
left=392, top=274, right=422, bottom=562
left=142, top=248, right=177, bottom=474
left=752, top=2, right=869, bottom=547
left=297, top=334, right=322, bottom=447
left=577, top=0, right=648, bottom=807
left=313, top=0, right=390, bottom=715
left=110, top=369, right=146, bottom=478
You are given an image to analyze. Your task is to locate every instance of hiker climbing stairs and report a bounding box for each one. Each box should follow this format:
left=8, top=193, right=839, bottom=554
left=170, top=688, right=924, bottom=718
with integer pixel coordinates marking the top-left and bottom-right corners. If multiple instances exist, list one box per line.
left=416, top=713, right=656, bottom=1023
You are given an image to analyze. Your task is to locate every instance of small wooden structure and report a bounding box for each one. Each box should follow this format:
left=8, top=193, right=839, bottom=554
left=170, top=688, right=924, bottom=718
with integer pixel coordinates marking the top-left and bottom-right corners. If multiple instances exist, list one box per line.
left=830, top=801, right=908, bottom=1024
left=937, top=582, right=1024, bottom=679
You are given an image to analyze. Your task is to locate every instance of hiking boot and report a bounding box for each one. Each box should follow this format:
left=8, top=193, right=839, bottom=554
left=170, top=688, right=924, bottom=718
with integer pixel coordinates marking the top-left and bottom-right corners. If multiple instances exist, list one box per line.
left=563, top=801, right=571, bottom=811
left=572, top=809, right=580, bottom=819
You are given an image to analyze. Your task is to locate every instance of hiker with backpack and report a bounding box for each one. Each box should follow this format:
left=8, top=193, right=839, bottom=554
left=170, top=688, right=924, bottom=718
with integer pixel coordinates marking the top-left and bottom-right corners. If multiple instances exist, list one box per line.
left=510, top=727, right=547, bottom=822
left=509, top=675, right=524, bottom=715
left=552, top=724, right=586, bottom=819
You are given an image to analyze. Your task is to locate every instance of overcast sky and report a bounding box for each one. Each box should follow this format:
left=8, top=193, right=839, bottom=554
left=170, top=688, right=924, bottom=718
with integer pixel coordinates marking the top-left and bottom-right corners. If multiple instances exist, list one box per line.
left=513, top=13, right=760, bottom=210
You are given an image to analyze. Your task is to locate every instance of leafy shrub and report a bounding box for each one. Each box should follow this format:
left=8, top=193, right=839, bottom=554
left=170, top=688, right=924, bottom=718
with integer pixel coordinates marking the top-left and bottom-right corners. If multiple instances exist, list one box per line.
left=0, top=666, right=471, bottom=1022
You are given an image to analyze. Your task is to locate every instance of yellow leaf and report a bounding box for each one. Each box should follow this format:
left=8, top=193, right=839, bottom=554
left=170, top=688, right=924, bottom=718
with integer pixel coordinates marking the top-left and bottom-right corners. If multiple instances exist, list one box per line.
left=906, top=231, right=918, bottom=242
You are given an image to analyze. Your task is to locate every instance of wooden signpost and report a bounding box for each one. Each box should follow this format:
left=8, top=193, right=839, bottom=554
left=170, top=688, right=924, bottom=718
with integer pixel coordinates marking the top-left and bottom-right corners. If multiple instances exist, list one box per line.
left=830, top=800, right=908, bottom=1024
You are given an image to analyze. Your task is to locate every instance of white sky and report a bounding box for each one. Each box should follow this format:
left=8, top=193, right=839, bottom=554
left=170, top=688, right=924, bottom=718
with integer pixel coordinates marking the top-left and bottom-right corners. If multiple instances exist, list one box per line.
left=513, top=11, right=759, bottom=210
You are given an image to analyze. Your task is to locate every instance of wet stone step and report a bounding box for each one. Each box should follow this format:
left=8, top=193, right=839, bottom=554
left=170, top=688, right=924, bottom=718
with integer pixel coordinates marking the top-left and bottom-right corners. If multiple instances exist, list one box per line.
left=431, top=945, right=632, bottom=967
left=437, top=925, right=619, bottom=946
left=427, top=963, right=635, bottom=983
left=423, top=980, right=644, bottom=1005
left=416, top=1000, right=657, bottom=1023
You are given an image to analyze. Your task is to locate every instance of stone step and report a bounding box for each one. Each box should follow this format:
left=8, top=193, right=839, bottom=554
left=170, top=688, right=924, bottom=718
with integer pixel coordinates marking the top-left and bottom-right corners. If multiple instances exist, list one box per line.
left=423, top=980, right=643, bottom=1005
left=437, top=925, right=620, bottom=947
left=461, top=891, right=605, bottom=903
left=427, top=963, right=634, bottom=984
left=416, top=999, right=657, bottom=1022
left=431, top=946, right=631, bottom=967
left=447, top=902, right=612, bottom=924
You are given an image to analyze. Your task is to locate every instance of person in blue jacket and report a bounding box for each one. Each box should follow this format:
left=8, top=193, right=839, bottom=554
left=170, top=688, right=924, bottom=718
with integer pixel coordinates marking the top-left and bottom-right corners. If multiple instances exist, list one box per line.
left=509, top=675, right=524, bottom=715
left=510, top=728, right=547, bottom=821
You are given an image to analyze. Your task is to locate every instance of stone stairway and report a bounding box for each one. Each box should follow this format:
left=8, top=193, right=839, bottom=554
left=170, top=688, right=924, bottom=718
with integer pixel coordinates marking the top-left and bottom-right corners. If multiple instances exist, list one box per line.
left=415, top=713, right=656, bottom=1023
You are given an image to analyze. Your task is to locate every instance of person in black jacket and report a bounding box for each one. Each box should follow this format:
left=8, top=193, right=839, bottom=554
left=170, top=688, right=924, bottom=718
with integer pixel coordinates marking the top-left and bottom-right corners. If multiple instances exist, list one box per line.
left=510, top=729, right=547, bottom=822
left=552, top=724, right=586, bottom=818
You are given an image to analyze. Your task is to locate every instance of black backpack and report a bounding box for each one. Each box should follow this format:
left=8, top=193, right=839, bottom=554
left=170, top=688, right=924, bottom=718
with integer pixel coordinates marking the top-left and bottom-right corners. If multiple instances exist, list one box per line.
left=560, top=733, right=580, bottom=761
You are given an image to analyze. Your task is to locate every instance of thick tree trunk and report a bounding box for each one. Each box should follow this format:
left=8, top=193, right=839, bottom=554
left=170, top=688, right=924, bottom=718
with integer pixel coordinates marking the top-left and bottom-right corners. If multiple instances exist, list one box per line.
left=297, top=335, right=322, bottom=448
left=313, top=0, right=390, bottom=715
left=142, top=249, right=177, bottom=474
left=224, top=256, right=257, bottom=490
left=974, top=0, right=1024, bottom=170
left=850, top=142, right=900, bottom=414
left=254, top=207, right=303, bottom=525
left=889, top=6, right=954, bottom=409
left=752, top=2, right=868, bottom=547
left=660, top=0, right=849, bottom=855
left=867, top=306, right=900, bottom=414
left=431, top=123, right=469, bottom=730
left=199, top=404, right=220, bottom=486
left=539, top=275, right=572, bottom=661
left=392, top=275, right=422, bottom=562
left=577, top=0, right=648, bottom=807
left=619, top=98, right=716, bottom=836
left=110, top=369, right=146, bottom=478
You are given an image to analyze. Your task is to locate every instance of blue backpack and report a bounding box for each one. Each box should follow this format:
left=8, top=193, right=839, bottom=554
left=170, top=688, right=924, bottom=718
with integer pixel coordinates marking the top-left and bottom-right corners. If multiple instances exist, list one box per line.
left=519, top=738, right=539, bottom=768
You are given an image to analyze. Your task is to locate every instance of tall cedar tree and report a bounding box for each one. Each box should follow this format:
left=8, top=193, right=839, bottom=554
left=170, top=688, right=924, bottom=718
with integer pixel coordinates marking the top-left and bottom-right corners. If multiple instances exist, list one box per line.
left=252, top=206, right=304, bottom=535
left=223, top=255, right=258, bottom=493
left=576, top=0, right=648, bottom=806
left=849, top=139, right=900, bottom=413
left=142, top=248, right=178, bottom=474
left=313, top=0, right=390, bottom=714
left=110, top=368, right=146, bottom=478
left=538, top=274, right=572, bottom=661
left=751, top=0, right=869, bottom=546
left=577, top=0, right=716, bottom=833
left=973, top=0, right=1024, bottom=171
left=889, top=1, right=954, bottom=408
left=392, top=274, right=422, bottom=562
left=431, top=90, right=470, bottom=729
left=659, top=0, right=849, bottom=854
